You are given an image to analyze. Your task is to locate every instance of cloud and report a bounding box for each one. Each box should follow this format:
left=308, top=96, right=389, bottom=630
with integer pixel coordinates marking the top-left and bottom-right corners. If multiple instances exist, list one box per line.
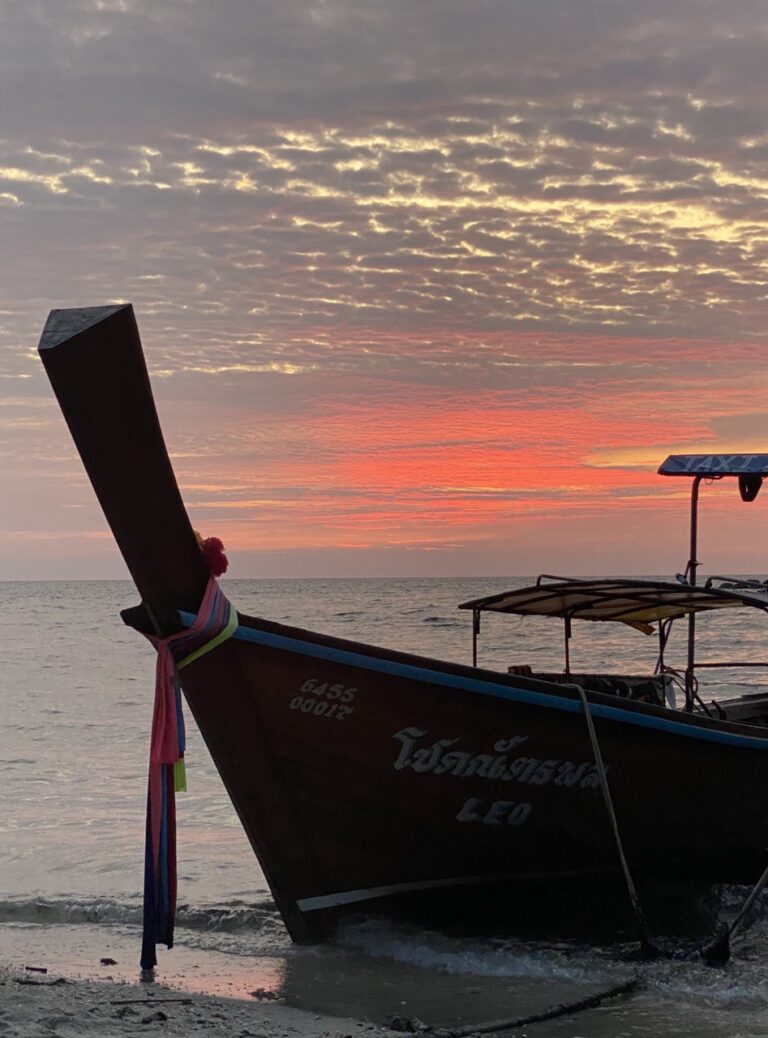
left=3, top=1, right=768, bottom=575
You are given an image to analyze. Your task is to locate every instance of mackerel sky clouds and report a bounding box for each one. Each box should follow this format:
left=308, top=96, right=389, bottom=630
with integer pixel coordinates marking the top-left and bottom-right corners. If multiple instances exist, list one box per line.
left=3, top=0, right=768, bottom=578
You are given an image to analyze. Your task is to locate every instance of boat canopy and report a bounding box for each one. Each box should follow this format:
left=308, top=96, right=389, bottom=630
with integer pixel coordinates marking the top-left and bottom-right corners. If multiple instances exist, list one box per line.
left=458, top=578, right=768, bottom=634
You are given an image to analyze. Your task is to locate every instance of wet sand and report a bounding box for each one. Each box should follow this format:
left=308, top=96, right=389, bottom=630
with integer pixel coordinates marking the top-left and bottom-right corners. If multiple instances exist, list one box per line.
left=0, top=919, right=698, bottom=1038
left=0, top=964, right=398, bottom=1038
left=0, top=920, right=642, bottom=1037
left=6, top=916, right=768, bottom=1037
left=0, top=925, right=393, bottom=1038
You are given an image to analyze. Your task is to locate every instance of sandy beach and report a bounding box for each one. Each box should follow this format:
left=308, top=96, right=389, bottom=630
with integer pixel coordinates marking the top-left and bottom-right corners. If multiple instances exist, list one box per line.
left=0, top=964, right=395, bottom=1038
left=0, top=917, right=394, bottom=1038
left=0, top=918, right=648, bottom=1038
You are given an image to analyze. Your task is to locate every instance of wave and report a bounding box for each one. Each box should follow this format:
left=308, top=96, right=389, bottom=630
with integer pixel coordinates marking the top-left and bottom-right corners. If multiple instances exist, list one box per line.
left=336, top=917, right=606, bottom=982
left=334, top=912, right=768, bottom=1015
left=0, top=894, right=279, bottom=934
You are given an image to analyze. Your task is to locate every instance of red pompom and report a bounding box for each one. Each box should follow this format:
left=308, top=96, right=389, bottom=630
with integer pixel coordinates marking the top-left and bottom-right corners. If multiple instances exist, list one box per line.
left=201, top=536, right=228, bottom=577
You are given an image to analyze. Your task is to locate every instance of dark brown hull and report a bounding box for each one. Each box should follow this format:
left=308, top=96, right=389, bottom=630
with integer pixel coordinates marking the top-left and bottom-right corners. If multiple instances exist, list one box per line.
left=174, top=610, right=768, bottom=940
left=38, top=305, right=768, bottom=943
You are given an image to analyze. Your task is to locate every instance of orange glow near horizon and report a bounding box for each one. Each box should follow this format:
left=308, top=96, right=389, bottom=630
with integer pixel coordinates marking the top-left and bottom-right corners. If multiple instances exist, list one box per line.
left=5, top=327, right=768, bottom=579
left=140, top=340, right=768, bottom=575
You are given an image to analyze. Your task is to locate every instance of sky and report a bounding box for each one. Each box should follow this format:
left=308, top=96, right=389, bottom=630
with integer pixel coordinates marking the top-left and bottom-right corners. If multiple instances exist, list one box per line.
left=3, top=0, right=768, bottom=581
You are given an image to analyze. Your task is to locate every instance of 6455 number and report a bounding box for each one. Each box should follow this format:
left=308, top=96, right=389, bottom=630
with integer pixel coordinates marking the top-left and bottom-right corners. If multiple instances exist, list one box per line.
left=289, top=678, right=357, bottom=720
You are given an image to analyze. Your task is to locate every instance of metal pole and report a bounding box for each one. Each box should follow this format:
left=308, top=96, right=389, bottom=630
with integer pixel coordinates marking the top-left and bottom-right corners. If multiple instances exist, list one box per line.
left=564, top=616, right=571, bottom=675
left=656, top=620, right=665, bottom=674
left=472, top=610, right=479, bottom=667
left=685, top=476, right=702, bottom=710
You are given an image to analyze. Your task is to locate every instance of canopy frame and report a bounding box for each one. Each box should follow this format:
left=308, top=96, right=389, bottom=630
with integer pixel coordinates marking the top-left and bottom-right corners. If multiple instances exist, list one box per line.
left=659, top=454, right=768, bottom=709
left=463, top=576, right=768, bottom=698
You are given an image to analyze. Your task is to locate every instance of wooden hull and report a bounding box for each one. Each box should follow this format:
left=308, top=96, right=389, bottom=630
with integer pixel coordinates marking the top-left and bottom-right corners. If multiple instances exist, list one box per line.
left=38, top=305, right=768, bottom=943
left=173, top=612, right=768, bottom=940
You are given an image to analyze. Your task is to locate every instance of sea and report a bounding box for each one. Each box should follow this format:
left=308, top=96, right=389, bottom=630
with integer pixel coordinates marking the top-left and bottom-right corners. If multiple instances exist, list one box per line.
left=4, top=576, right=768, bottom=1037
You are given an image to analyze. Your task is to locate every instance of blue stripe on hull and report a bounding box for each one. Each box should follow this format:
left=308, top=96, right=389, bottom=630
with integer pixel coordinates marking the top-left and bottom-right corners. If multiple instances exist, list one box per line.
left=178, top=613, right=768, bottom=751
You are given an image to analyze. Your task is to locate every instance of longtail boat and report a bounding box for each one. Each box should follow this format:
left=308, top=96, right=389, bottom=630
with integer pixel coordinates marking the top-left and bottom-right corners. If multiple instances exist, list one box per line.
left=39, top=305, right=768, bottom=959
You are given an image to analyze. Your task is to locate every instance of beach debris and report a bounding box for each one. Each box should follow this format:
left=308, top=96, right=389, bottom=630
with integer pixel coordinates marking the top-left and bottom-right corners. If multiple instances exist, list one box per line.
left=110, top=998, right=193, bottom=1005
left=24, top=965, right=48, bottom=974
left=383, top=1016, right=431, bottom=1033
left=38, top=1013, right=74, bottom=1029
left=14, top=976, right=69, bottom=987
left=141, top=1009, right=169, bottom=1024
left=250, top=986, right=280, bottom=1001
left=114, top=1005, right=139, bottom=1019
left=384, top=1017, right=408, bottom=1032
left=100, top=957, right=118, bottom=966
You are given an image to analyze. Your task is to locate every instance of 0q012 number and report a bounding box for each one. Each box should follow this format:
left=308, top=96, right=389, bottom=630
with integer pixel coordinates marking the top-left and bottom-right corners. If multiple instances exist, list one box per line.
left=289, top=678, right=357, bottom=720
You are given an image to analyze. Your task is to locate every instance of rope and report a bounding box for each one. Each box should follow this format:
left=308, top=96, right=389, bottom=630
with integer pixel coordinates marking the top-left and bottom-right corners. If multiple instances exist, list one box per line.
left=139, top=576, right=237, bottom=970
left=701, top=859, right=768, bottom=966
left=577, top=678, right=768, bottom=968
left=407, top=977, right=639, bottom=1036
left=576, top=687, right=659, bottom=959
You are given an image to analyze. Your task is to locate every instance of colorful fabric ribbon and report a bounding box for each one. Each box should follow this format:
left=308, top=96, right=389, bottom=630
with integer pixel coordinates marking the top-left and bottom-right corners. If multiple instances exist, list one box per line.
left=140, top=576, right=237, bottom=970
